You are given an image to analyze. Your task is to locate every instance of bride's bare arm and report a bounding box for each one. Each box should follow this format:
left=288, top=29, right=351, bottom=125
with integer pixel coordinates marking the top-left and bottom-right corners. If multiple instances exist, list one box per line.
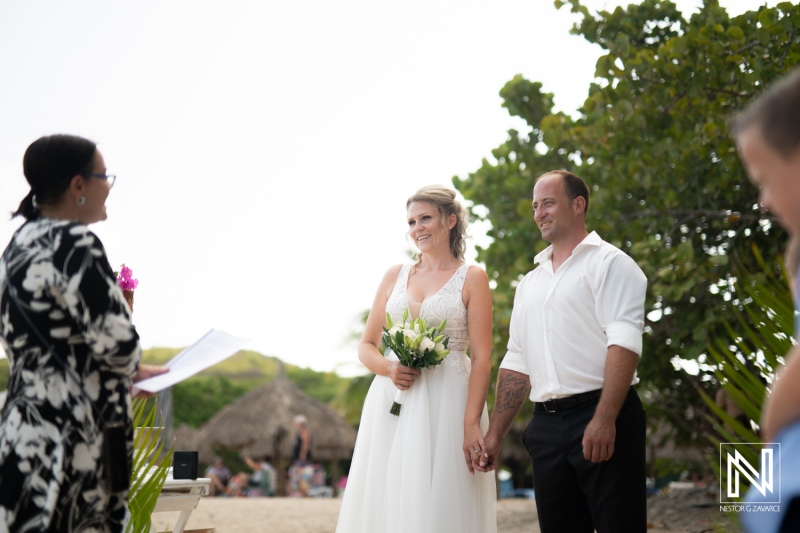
left=462, top=266, right=493, bottom=474
left=358, top=265, right=421, bottom=389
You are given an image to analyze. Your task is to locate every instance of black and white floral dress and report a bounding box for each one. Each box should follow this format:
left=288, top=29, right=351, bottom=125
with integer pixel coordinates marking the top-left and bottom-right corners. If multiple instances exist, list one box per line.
left=0, top=218, right=141, bottom=532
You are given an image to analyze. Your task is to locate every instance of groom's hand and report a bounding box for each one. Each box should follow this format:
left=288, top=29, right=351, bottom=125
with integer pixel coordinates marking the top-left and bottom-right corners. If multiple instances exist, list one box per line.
left=582, top=414, right=616, bottom=462
left=473, top=431, right=502, bottom=473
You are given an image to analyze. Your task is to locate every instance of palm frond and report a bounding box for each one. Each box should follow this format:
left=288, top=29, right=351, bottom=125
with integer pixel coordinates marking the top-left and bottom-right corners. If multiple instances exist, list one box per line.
left=126, top=398, right=173, bottom=533
left=703, top=246, right=793, bottom=501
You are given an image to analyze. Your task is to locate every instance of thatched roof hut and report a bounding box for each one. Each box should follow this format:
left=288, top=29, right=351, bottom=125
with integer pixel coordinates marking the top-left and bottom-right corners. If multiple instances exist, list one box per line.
left=194, top=365, right=357, bottom=467
left=173, top=423, right=200, bottom=452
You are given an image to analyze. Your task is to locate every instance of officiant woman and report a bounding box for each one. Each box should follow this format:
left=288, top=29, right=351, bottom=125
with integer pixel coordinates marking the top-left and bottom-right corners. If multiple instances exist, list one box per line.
left=0, top=134, right=166, bottom=532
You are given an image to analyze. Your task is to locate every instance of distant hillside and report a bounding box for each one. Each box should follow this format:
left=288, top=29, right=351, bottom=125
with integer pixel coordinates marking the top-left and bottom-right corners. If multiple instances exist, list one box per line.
left=146, top=347, right=350, bottom=428
left=1, top=348, right=351, bottom=430
left=143, top=347, right=283, bottom=378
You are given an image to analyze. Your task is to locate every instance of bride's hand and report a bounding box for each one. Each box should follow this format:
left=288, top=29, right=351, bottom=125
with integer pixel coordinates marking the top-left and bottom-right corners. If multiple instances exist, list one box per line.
left=387, top=362, right=420, bottom=390
left=463, top=424, right=487, bottom=475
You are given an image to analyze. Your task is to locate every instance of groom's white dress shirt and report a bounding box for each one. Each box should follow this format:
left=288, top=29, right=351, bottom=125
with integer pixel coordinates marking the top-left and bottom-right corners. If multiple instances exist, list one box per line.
left=499, top=231, right=647, bottom=403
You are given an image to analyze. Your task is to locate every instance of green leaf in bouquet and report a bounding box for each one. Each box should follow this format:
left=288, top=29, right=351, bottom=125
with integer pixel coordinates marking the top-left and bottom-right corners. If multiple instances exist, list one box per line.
left=402, top=308, right=409, bottom=324
left=385, top=312, right=392, bottom=329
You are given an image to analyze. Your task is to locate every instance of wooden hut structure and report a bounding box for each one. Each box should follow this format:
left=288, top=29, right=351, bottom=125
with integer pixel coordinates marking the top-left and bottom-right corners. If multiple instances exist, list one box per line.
left=195, top=365, right=357, bottom=494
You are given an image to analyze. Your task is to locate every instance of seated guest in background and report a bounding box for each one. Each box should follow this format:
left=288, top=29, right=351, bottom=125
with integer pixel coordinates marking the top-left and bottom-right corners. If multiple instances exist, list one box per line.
left=205, top=457, right=231, bottom=496
left=244, top=456, right=276, bottom=497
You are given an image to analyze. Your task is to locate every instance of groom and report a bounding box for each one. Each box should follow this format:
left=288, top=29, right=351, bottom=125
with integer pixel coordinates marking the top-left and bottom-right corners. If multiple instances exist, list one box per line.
left=475, top=170, right=648, bottom=532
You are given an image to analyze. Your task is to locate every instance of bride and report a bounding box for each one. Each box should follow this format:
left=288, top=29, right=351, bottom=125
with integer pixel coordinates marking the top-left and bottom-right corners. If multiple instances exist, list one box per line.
left=336, top=185, right=496, bottom=533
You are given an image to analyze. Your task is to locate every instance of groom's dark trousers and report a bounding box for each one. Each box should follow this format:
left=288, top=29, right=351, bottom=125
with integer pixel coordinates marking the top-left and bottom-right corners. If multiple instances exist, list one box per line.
left=523, top=387, right=646, bottom=533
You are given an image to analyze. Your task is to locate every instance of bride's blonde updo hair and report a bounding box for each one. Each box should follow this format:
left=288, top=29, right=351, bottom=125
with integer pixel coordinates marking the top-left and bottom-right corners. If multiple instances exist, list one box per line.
left=406, top=185, right=469, bottom=261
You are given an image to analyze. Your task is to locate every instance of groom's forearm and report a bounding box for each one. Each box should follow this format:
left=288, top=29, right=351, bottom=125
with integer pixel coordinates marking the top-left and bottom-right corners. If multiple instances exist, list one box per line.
left=474, top=369, right=530, bottom=472
left=488, top=369, right=530, bottom=438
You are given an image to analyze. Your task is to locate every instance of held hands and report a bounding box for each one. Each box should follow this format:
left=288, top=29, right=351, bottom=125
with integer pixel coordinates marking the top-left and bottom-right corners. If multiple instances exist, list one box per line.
left=388, top=361, right=420, bottom=390
left=131, top=364, right=169, bottom=399
left=582, top=414, right=616, bottom=462
left=462, top=424, right=487, bottom=475
left=473, top=430, right=502, bottom=473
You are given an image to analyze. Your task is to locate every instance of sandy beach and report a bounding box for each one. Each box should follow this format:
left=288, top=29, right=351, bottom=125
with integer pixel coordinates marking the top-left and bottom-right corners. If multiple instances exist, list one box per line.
left=151, top=498, right=538, bottom=533
left=151, top=492, right=741, bottom=533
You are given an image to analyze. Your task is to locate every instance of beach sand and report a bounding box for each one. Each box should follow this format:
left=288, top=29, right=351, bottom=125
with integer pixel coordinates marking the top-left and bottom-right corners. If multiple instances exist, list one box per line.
left=151, top=497, right=537, bottom=533
left=151, top=491, right=741, bottom=533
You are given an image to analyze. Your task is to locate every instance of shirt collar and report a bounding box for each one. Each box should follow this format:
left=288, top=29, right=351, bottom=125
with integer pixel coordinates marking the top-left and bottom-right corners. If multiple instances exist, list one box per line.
left=534, top=231, right=601, bottom=265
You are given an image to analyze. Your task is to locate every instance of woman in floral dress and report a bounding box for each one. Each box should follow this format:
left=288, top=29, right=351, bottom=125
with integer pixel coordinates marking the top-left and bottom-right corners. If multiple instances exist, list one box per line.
left=0, top=134, right=163, bottom=532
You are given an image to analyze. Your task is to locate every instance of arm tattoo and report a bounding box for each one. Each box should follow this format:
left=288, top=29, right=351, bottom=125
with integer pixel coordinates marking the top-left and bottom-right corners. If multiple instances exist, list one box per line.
left=495, top=373, right=530, bottom=415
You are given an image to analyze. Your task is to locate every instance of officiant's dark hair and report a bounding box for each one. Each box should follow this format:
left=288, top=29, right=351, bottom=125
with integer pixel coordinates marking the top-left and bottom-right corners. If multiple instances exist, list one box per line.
left=407, top=185, right=469, bottom=262
left=13, top=134, right=97, bottom=220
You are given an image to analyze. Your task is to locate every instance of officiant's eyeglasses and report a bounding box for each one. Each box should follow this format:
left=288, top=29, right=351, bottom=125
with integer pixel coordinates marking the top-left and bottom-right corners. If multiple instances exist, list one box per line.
left=87, top=173, right=117, bottom=189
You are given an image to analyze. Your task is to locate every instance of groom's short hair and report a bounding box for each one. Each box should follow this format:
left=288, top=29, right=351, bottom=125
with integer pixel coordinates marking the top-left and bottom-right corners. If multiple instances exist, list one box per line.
left=537, top=170, right=590, bottom=214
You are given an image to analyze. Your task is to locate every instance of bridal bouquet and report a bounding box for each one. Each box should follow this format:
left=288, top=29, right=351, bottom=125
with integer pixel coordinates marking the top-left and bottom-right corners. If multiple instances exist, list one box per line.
left=382, top=308, right=450, bottom=416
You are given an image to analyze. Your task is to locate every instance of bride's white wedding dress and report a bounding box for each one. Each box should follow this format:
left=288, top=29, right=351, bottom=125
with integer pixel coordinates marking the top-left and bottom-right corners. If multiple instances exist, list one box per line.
left=336, top=264, right=497, bottom=533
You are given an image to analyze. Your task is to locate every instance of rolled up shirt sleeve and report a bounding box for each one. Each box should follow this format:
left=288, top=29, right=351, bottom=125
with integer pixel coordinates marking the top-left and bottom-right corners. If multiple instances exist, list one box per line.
left=596, top=252, right=647, bottom=357
left=606, top=322, right=643, bottom=356
left=499, top=280, right=531, bottom=376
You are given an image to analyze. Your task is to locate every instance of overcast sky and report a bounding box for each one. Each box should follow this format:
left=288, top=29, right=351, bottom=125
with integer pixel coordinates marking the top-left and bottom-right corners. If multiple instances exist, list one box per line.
left=0, top=0, right=769, bottom=376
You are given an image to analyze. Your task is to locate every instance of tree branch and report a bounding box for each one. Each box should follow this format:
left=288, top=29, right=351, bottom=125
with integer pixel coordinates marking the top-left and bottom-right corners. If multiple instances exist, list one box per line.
left=779, top=27, right=796, bottom=71
left=734, top=41, right=761, bottom=55
left=703, top=86, right=752, bottom=98
left=619, top=208, right=769, bottom=223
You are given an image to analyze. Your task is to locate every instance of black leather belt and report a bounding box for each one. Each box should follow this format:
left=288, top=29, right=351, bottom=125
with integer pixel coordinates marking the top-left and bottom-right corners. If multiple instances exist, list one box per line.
left=535, top=389, right=602, bottom=413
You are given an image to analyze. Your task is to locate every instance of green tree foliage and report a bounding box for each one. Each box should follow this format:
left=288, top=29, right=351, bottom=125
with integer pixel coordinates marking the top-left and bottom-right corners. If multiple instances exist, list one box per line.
left=171, top=375, right=250, bottom=428
left=454, top=0, right=800, bottom=440
left=330, top=374, right=375, bottom=426
left=700, top=245, right=792, bottom=498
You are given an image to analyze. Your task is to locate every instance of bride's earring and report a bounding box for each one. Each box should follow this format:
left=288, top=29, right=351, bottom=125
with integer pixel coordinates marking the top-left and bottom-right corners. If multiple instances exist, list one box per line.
left=76, top=196, right=86, bottom=206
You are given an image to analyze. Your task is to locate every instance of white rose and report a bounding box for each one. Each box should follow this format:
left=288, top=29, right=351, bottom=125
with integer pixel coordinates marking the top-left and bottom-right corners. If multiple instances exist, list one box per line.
left=419, top=337, right=435, bottom=352
left=388, top=326, right=401, bottom=335
left=403, top=329, right=418, bottom=341
left=435, top=342, right=446, bottom=354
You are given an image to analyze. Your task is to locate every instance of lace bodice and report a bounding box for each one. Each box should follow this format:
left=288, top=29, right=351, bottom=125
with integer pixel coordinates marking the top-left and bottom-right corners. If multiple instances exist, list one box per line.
left=385, top=264, right=470, bottom=378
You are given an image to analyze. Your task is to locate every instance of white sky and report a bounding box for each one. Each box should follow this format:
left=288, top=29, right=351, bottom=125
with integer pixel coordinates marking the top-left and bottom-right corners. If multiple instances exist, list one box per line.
left=0, top=0, right=769, bottom=376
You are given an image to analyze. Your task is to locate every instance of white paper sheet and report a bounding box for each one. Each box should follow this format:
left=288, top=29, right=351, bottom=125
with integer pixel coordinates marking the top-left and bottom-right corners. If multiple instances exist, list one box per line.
left=134, top=329, right=250, bottom=393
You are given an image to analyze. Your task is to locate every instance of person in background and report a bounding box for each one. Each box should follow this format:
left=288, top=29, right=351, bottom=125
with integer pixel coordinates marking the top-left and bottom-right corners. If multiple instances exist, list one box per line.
left=205, top=456, right=232, bottom=496
left=0, top=134, right=167, bottom=532
left=292, top=414, right=312, bottom=465
left=731, top=66, right=800, bottom=533
left=244, top=455, right=276, bottom=496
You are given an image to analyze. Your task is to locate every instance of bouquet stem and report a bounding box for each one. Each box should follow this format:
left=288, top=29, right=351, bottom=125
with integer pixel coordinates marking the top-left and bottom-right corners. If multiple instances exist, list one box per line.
left=390, top=389, right=407, bottom=417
